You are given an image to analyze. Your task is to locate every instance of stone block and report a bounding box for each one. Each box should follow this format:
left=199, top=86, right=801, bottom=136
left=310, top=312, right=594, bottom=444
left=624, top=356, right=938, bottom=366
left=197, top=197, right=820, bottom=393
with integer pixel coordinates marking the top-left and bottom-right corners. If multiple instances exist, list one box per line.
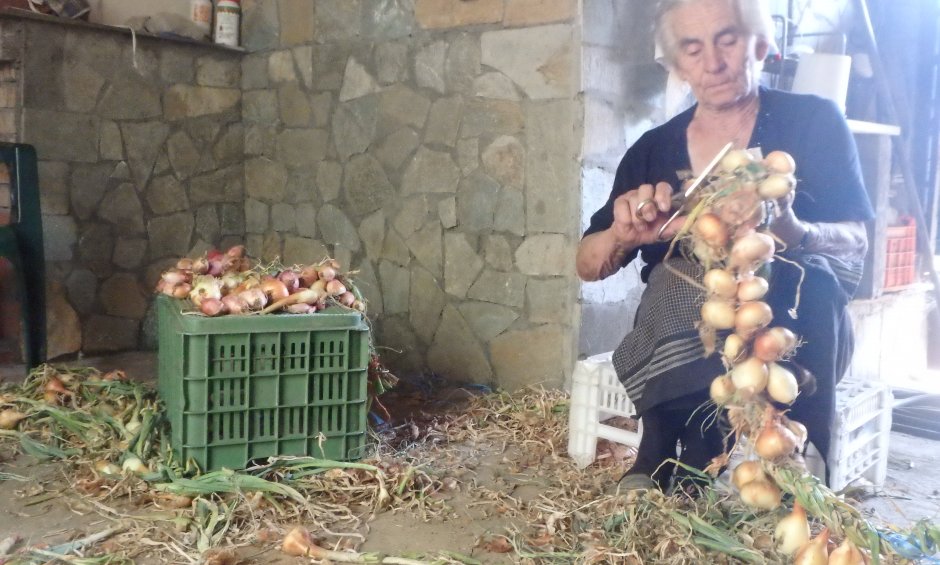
left=46, top=281, right=81, bottom=360
left=526, top=101, right=580, bottom=233
left=148, top=212, right=195, bottom=259
left=376, top=317, right=422, bottom=374
left=220, top=203, right=244, bottom=236
left=457, top=301, right=519, bottom=342
left=427, top=305, right=493, bottom=383
left=425, top=96, right=463, bottom=148
left=504, top=0, right=576, bottom=26
left=113, top=238, right=148, bottom=270
left=310, top=91, right=333, bottom=128
left=444, top=34, right=482, bottom=94
left=515, top=234, right=571, bottom=276
left=379, top=260, right=410, bottom=314
left=245, top=124, right=277, bottom=156
left=317, top=160, right=343, bottom=202
left=100, top=273, right=148, bottom=319
left=406, top=221, right=443, bottom=279
left=246, top=198, right=270, bottom=233
left=242, top=0, right=280, bottom=52
left=167, top=131, right=201, bottom=180
left=468, top=269, right=526, bottom=308
left=39, top=161, right=69, bottom=216
left=277, top=129, right=329, bottom=168
left=381, top=229, right=411, bottom=266
left=484, top=235, right=514, bottom=270
left=457, top=137, right=479, bottom=174
left=83, top=315, right=141, bottom=353
left=147, top=175, right=190, bottom=215
left=164, top=85, right=240, bottom=121
left=415, top=41, right=447, bottom=94
left=283, top=235, right=330, bottom=265
left=42, top=214, right=77, bottom=261
left=279, top=0, right=315, bottom=45
left=66, top=269, right=97, bottom=315
left=242, top=53, right=270, bottom=90
left=457, top=171, right=499, bottom=231
left=342, top=154, right=395, bottom=216
left=23, top=26, right=66, bottom=109
left=415, top=0, right=502, bottom=29
left=379, top=84, right=431, bottom=131
left=375, top=41, right=409, bottom=85
left=409, top=265, right=445, bottom=344
left=333, top=98, right=379, bottom=161
left=490, top=324, right=566, bottom=390
left=363, top=0, right=414, bottom=39
left=121, top=121, right=170, bottom=188
left=189, top=165, right=244, bottom=204
left=161, top=47, right=196, bottom=84
left=69, top=162, right=112, bottom=220
left=494, top=189, right=525, bottom=236
left=482, top=135, right=525, bottom=189
left=439, top=197, right=457, bottom=229
left=339, top=57, right=380, bottom=102
left=358, top=210, right=385, bottom=259
left=97, top=69, right=162, bottom=119
left=352, top=260, right=383, bottom=316
left=473, top=72, right=521, bottom=100
left=197, top=56, right=241, bottom=88
left=99, top=183, right=145, bottom=235
left=402, top=147, right=460, bottom=194
left=376, top=127, right=419, bottom=171
left=294, top=46, right=315, bottom=89
left=99, top=120, right=124, bottom=161
left=318, top=204, right=362, bottom=254
left=268, top=202, right=295, bottom=232
left=245, top=157, right=289, bottom=202
left=444, top=232, right=483, bottom=297
left=24, top=109, right=98, bottom=163
left=278, top=83, right=312, bottom=127
left=62, top=63, right=104, bottom=113
left=394, top=195, right=433, bottom=240
left=315, top=0, right=362, bottom=42
left=78, top=224, right=114, bottom=276
left=527, top=277, right=571, bottom=324
left=195, top=205, right=221, bottom=243
left=459, top=99, right=523, bottom=139
left=481, top=25, right=575, bottom=100
left=294, top=202, right=317, bottom=238
left=213, top=124, right=245, bottom=165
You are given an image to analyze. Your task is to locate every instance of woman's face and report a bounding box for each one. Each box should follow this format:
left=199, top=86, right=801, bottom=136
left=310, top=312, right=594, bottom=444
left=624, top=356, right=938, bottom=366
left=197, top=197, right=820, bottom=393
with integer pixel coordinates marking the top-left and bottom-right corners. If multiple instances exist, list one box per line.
left=668, top=0, right=768, bottom=110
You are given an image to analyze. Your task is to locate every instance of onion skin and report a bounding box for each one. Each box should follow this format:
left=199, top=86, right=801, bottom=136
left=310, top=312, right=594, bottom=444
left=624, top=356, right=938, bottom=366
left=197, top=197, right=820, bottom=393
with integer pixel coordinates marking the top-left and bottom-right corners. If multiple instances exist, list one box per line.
left=829, top=540, right=866, bottom=565
left=171, top=283, right=192, bottom=299
left=226, top=244, right=246, bottom=258
left=692, top=213, right=730, bottom=248
left=732, top=460, right=768, bottom=490
left=702, top=299, right=736, bottom=330
left=729, top=232, right=775, bottom=272
left=338, top=291, right=356, bottom=307
left=704, top=269, right=737, bottom=299
left=325, top=280, right=347, bottom=296
left=736, top=276, right=769, bottom=302
left=739, top=479, right=782, bottom=510
left=278, top=270, right=300, bottom=292
left=735, top=301, right=773, bottom=338
left=300, top=265, right=320, bottom=287
left=755, top=421, right=798, bottom=460
left=785, top=418, right=809, bottom=451
left=753, top=328, right=790, bottom=362
left=200, top=298, right=226, bottom=317
left=239, top=288, right=268, bottom=310
left=723, top=334, right=747, bottom=364
left=318, top=265, right=337, bottom=282
left=260, top=278, right=290, bottom=301
left=221, top=294, right=249, bottom=316
left=775, top=502, right=810, bottom=556
left=709, top=375, right=736, bottom=404
left=793, top=527, right=829, bottom=565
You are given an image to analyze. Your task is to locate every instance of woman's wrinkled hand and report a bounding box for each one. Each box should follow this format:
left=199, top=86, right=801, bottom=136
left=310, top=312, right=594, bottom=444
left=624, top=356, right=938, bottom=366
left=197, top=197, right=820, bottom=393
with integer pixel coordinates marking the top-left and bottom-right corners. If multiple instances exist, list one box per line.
left=611, top=182, right=687, bottom=245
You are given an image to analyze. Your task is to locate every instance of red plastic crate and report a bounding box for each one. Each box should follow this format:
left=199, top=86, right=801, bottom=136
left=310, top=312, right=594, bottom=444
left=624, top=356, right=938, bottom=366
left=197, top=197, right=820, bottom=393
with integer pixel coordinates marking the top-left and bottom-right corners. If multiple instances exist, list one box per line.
left=883, top=218, right=916, bottom=291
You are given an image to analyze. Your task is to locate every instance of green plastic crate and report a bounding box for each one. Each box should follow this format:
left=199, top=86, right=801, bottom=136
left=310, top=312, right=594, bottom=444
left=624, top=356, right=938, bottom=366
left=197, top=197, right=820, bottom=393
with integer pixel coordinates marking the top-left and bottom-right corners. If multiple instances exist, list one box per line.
left=156, top=295, right=371, bottom=471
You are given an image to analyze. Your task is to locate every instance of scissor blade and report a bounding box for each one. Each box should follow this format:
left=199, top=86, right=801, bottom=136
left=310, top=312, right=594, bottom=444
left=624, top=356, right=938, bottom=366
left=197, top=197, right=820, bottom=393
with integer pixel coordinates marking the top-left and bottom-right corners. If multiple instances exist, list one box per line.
left=684, top=141, right=734, bottom=198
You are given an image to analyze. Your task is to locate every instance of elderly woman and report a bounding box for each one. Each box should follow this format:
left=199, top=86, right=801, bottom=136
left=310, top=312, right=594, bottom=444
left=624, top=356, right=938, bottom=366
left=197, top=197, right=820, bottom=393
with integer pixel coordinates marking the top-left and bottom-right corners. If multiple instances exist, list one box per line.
left=577, top=0, right=874, bottom=492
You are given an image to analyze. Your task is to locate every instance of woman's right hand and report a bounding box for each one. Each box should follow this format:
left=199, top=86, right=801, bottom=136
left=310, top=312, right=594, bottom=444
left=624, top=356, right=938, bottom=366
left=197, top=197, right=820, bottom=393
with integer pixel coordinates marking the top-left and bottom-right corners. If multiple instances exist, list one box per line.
left=610, top=182, right=685, bottom=246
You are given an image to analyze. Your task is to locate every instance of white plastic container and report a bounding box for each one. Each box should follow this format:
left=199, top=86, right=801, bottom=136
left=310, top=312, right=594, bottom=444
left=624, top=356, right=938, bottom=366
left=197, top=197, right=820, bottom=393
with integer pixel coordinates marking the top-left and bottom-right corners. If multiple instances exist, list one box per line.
left=567, top=352, right=642, bottom=469
left=190, top=0, right=212, bottom=37
left=214, top=0, right=241, bottom=48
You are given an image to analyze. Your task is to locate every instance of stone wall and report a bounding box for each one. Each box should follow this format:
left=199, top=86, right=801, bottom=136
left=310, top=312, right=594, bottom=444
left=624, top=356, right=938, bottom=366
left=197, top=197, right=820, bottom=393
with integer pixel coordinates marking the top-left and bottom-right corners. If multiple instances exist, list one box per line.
left=240, top=0, right=583, bottom=390
left=0, top=15, right=244, bottom=358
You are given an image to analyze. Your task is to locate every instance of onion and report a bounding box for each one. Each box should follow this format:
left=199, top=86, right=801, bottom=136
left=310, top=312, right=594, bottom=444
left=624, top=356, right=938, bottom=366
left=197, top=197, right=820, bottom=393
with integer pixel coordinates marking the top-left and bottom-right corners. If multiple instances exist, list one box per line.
left=731, top=357, right=768, bottom=394
left=736, top=276, right=769, bottom=302
left=207, top=258, right=224, bottom=277
left=318, top=265, right=337, bottom=282
left=763, top=150, right=796, bottom=175
left=190, top=276, right=222, bottom=306
left=0, top=409, right=27, bottom=430
left=200, top=298, right=226, bottom=317
left=735, top=301, right=772, bottom=338
left=793, top=528, right=829, bottom=565
left=239, top=288, right=268, bottom=310
left=758, top=174, right=796, bottom=200
left=710, top=374, right=736, bottom=404
left=720, top=149, right=755, bottom=172
left=352, top=300, right=366, bottom=312
left=704, top=269, right=737, bottom=299
left=723, top=334, right=747, bottom=364
left=122, top=456, right=149, bottom=475
left=221, top=294, right=249, bottom=315
left=701, top=299, right=736, bottom=330
left=775, top=502, right=810, bottom=556
left=785, top=418, right=808, bottom=451
left=226, top=244, right=246, bottom=258
left=732, top=460, right=769, bottom=490
left=338, top=291, right=356, bottom=307
left=206, top=249, right=223, bottom=261
left=220, top=272, right=243, bottom=291
left=767, top=363, right=799, bottom=404
left=286, top=303, right=314, bottom=314
left=45, top=376, right=70, bottom=396
left=94, top=460, right=121, bottom=476
left=191, top=257, right=209, bottom=274
left=325, top=280, right=347, bottom=296
left=729, top=232, right=775, bottom=272
left=692, top=240, right=723, bottom=264
left=829, top=540, right=866, bottom=565
left=172, top=283, right=192, bottom=299
left=739, top=479, right=782, bottom=510
left=161, top=269, right=190, bottom=286
left=278, top=270, right=300, bottom=292
left=692, top=213, right=729, bottom=248
left=299, top=265, right=319, bottom=287
left=176, top=257, right=194, bottom=271
left=752, top=327, right=795, bottom=362
left=755, top=420, right=798, bottom=460
left=260, top=278, right=290, bottom=301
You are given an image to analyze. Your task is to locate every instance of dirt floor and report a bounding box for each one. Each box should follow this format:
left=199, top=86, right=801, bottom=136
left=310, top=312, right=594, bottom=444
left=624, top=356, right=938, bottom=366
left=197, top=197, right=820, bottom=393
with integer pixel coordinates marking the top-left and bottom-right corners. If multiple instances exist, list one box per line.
left=1, top=352, right=940, bottom=564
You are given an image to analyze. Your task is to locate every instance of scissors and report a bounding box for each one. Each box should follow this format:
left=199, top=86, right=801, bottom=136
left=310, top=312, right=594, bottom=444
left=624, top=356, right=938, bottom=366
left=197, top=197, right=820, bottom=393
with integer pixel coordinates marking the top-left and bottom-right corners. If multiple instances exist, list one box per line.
left=656, top=141, right=734, bottom=241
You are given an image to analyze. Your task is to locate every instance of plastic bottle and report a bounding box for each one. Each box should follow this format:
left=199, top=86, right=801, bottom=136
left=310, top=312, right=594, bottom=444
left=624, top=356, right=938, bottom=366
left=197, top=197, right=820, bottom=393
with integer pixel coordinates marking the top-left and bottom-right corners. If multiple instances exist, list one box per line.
left=190, top=0, right=212, bottom=37
left=214, top=0, right=241, bottom=48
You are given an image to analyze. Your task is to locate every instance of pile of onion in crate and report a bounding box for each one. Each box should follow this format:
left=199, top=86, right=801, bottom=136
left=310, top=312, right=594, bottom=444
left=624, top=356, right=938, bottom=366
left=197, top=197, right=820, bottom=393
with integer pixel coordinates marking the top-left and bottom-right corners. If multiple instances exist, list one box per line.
left=671, top=149, right=879, bottom=564
left=155, top=245, right=366, bottom=316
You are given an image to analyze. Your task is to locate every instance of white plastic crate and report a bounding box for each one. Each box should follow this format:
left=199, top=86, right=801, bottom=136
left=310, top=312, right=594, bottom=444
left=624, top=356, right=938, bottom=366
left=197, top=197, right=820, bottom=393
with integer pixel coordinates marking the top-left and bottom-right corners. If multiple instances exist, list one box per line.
left=567, top=353, right=892, bottom=490
left=567, top=352, right=643, bottom=468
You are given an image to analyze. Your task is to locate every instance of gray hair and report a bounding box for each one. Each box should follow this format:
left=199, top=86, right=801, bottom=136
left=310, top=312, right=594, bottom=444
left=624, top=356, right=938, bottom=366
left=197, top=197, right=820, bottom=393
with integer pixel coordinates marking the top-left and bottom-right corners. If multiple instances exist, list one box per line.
left=655, top=0, right=776, bottom=68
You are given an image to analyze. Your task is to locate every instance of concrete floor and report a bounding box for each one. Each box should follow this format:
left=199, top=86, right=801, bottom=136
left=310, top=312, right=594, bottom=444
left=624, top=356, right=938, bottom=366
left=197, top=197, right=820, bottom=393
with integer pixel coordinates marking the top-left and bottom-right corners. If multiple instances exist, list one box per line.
left=1, top=351, right=939, bottom=529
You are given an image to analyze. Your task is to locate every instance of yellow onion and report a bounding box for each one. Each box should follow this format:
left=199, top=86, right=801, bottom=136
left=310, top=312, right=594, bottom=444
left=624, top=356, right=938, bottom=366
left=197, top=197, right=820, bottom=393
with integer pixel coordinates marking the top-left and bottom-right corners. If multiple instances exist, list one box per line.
left=723, top=334, right=747, bottom=364
left=737, top=276, right=769, bottom=302
left=710, top=375, right=736, bottom=404
left=785, top=418, right=809, bottom=451
left=0, top=409, right=27, bottom=430
left=755, top=420, right=799, bottom=460
left=732, top=460, right=768, bottom=490
left=731, top=357, right=768, bottom=394
left=763, top=150, right=796, bottom=175
left=692, top=213, right=730, bottom=249
left=702, top=299, right=736, bottom=330
left=794, top=528, right=830, bottom=565
left=758, top=174, right=796, bottom=200
left=739, top=479, right=782, bottom=510
left=767, top=363, right=799, bottom=404
left=704, top=268, right=737, bottom=299
left=735, top=301, right=773, bottom=338
left=829, top=540, right=866, bottom=565
left=94, top=460, right=121, bottom=476
left=122, top=456, right=149, bottom=475
left=729, top=232, right=776, bottom=273
left=720, top=149, right=755, bottom=172
left=775, top=502, right=811, bottom=555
